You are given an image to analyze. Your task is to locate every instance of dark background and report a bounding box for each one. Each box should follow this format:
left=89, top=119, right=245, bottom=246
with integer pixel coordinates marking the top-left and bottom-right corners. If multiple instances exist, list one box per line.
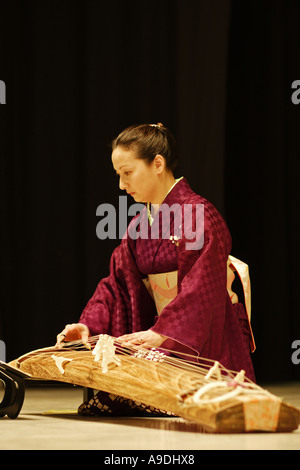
left=0, top=0, right=299, bottom=383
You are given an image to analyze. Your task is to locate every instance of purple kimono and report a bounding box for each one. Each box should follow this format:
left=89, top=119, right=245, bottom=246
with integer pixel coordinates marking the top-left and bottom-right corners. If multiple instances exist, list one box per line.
left=79, top=178, right=255, bottom=382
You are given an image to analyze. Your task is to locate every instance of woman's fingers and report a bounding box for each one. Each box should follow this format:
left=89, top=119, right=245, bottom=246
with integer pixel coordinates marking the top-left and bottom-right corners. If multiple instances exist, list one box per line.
left=56, top=332, right=67, bottom=347
left=55, top=323, right=90, bottom=347
left=117, top=330, right=167, bottom=348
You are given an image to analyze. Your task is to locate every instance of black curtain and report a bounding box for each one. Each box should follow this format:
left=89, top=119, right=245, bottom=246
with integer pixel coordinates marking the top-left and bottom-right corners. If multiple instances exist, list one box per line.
left=1, top=1, right=299, bottom=383
left=225, top=1, right=300, bottom=382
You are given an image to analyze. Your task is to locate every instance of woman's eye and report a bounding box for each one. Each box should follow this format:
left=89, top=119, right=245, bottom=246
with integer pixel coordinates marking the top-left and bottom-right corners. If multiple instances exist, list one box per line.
left=124, top=171, right=131, bottom=176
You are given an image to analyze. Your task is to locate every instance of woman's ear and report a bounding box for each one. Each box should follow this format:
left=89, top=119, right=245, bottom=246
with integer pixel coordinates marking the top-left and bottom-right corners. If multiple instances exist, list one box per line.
left=153, top=154, right=166, bottom=174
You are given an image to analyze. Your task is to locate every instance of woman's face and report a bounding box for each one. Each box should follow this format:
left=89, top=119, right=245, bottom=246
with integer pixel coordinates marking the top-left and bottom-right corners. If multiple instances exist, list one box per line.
left=112, top=146, right=162, bottom=203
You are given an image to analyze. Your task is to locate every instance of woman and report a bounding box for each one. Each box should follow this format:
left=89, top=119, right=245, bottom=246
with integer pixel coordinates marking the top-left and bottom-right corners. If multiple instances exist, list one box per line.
left=56, top=123, right=255, bottom=414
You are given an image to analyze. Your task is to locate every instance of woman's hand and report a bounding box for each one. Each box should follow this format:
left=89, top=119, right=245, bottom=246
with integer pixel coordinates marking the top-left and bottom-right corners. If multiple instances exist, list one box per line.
left=55, top=323, right=90, bottom=348
left=117, top=330, right=167, bottom=349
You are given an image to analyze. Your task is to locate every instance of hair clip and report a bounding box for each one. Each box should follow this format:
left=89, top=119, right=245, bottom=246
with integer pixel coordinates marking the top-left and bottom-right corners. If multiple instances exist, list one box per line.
left=150, top=123, right=163, bottom=128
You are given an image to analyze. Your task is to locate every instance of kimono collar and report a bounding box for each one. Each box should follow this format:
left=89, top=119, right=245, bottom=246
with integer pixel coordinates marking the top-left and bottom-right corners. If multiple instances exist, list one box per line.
left=147, top=176, right=191, bottom=225
left=147, top=177, right=184, bottom=225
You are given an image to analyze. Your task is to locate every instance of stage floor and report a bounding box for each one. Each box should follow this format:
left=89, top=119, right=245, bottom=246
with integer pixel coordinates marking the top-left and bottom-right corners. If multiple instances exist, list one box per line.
left=1, top=382, right=300, bottom=451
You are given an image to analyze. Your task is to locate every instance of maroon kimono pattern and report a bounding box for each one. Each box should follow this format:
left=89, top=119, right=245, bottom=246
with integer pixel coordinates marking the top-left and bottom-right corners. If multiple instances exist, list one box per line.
left=79, top=178, right=255, bottom=381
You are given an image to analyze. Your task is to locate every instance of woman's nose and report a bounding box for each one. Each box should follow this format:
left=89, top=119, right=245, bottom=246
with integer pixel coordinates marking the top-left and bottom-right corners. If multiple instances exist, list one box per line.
left=119, top=176, right=127, bottom=190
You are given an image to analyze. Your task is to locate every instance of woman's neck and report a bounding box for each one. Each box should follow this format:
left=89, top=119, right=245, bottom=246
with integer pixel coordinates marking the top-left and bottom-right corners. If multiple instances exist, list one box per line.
left=154, top=173, right=175, bottom=201
left=149, top=173, right=177, bottom=217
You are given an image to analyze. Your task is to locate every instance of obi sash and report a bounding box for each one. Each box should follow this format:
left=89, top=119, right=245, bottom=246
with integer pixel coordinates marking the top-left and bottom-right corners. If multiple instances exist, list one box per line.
left=143, top=271, right=178, bottom=316
left=143, top=255, right=255, bottom=353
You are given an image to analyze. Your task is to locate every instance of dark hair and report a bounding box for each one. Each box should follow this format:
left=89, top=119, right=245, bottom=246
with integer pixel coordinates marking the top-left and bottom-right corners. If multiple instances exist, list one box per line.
left=111, top=123, right=178, bottom=172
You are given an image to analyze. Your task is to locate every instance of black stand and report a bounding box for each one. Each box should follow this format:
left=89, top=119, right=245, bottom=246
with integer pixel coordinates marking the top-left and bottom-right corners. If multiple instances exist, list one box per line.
left=0, top=361, right=29, bottom=419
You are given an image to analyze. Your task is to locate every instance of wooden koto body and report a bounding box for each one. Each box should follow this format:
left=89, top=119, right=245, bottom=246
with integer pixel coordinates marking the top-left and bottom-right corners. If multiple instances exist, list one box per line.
left=11, top=340, right=300, bottom=434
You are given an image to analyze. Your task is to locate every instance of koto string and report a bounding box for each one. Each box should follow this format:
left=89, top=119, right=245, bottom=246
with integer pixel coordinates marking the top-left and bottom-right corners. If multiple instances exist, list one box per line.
left=17, top=336, right=235, bottom=382
left=57, top=334, right=225, bottom=373
left=69, top=334, right=254, bottom=384
left=16, top=334, right=256, bottom=391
